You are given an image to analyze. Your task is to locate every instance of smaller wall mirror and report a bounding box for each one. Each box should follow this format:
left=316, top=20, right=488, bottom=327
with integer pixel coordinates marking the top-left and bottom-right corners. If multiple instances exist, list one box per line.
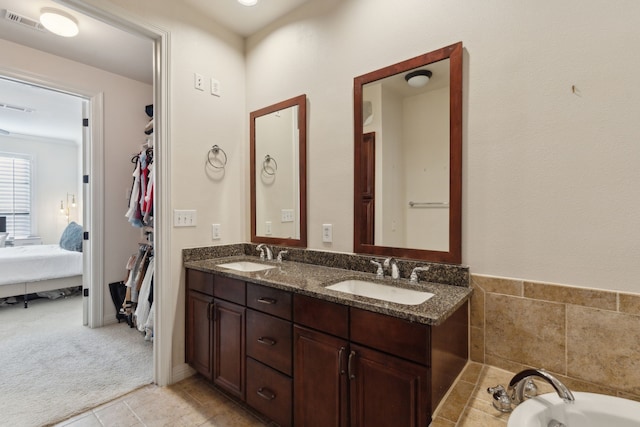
left=251, top=94, right=307, bottom=247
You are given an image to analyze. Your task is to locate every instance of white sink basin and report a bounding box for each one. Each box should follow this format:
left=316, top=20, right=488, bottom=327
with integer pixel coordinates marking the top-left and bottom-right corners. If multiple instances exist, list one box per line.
left=325, top=280, right=434, bottom=305
left=217, top=261, right=276, bottom=272
left=508, top=392, right=640, bottom=427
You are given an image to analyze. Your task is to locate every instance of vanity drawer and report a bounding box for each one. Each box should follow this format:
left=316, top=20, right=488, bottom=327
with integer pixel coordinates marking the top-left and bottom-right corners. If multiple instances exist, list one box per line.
left=246, top=309, right=292, bottom=376
left=186, top=269, right=213, bottom=296
left=213, top=275, right=245, bottom=305
left=247, top=283, right=292, bottom=320
left=293, top=294, right=349, bottom=339
left=246, top=357, right=292, bottom=427
left=350, top=307, right=431, bottom=365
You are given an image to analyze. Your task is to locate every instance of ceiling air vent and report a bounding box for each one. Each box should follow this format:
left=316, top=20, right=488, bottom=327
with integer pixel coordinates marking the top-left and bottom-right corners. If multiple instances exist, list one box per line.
left=0, top=102, right=35, bottom=113
left=3, top=9, right=46, bottom=32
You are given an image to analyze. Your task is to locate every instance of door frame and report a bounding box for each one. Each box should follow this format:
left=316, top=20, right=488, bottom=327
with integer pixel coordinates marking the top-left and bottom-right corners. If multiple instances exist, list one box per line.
left=57, top=0, right=172, bottom=386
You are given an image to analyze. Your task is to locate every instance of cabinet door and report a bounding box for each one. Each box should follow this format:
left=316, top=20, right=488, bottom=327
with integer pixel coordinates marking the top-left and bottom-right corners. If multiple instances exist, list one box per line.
left=213, top=299, right=246, bottom=400
left=186, top=290, right=213, bottom=380
left=293, top=326, right=348, bottom=427
left=349, top=344, right=430, bottom=427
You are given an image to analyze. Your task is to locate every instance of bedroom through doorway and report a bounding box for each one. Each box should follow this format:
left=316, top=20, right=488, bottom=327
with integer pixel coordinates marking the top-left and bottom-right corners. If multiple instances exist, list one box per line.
left=0, top=76, right=87, bottom=318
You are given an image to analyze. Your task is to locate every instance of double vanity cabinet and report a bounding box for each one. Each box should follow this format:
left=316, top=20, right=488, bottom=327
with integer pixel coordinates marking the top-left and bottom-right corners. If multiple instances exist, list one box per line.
left=185, top=262, right=468, bottom=427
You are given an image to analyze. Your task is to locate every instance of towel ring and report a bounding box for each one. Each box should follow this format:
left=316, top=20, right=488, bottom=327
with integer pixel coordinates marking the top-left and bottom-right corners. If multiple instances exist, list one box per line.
left=262, top=155, right=278, bottom=176
left=207, top=145, right=228, bottom=169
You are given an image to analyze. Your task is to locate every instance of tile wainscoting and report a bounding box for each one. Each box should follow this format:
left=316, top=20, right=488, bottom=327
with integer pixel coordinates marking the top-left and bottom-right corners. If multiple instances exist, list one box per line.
left=470, top=274, right=640, bottom=400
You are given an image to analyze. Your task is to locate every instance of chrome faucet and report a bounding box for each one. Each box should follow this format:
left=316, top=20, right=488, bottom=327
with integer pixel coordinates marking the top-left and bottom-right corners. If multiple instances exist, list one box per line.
left=384, top=257, right=400, bottom=279
left=276, top=250, right=288, bottom=262
left=508, top=369, right=574, bottom=404
left=256, top=244, right=273, bottom=261
left=409, top=266, right=430, bottom=283
left=370, top=260, right=384, bottom=278
left=487, top=368, right=574, bottom=413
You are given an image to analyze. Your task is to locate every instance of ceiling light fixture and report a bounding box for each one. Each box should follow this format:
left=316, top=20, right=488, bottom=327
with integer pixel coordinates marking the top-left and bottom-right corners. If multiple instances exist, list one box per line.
left=237, top=0, right=258, bottom=6
left=405, top=69, right=433, bottom=88
left=40, top=8, right=79, bottom=37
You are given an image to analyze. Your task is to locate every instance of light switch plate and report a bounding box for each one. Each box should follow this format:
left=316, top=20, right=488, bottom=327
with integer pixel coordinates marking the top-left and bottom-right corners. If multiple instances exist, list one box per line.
left=174, top=209, right=197, bottom=227
left=281, top=209, right=294, bottom=222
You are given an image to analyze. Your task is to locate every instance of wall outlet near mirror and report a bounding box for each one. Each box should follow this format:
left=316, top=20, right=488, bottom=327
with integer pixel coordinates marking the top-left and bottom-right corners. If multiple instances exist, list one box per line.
left=265, top=221, right=272, bottom=235
left=322, top=224, right=333, bottom=243
left=212, top=224, right=221, bottom=240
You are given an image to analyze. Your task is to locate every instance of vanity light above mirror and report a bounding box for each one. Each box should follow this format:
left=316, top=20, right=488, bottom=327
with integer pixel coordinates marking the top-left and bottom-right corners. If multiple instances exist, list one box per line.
left=353, top=42, right=462, bottom=264
left=250, top=94, right=307, bottom=248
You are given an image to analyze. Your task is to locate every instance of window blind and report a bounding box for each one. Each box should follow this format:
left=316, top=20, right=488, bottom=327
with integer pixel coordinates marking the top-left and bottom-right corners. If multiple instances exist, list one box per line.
left=0, top=154, right=32, bottom=238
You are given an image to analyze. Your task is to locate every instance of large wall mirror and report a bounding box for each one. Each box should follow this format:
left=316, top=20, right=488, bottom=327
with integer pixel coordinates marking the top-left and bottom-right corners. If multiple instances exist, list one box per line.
left=353, top=42, right=462, bottom=263
left=251, top=94, right=307, bottom=247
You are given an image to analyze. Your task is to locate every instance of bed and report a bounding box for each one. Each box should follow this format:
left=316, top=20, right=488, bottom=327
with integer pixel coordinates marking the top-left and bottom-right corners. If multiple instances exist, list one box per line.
left=0, top=240, right=83, bottom=308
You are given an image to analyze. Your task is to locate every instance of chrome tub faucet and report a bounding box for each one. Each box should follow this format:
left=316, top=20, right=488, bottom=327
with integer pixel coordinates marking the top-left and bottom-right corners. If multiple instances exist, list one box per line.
left=487, top=368, right=574, bottom=413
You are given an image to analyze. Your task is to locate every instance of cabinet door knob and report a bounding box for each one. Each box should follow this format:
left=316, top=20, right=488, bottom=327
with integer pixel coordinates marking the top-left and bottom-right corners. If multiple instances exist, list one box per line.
left=257, top=297, right=277, bottom=305
left=348, top=350, right=357, bottom=379
left=257, top=387, right=276, bottom=401
left=257, top=337, right=277, bottom=346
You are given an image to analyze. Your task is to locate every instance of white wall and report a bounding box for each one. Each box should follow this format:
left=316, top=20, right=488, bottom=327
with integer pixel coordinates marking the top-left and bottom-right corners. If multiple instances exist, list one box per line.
left=246, top=0, right=640, bottom=293
left=0, top=39, right=153, bottom=316
left=0, top=135, right=79, bottom=244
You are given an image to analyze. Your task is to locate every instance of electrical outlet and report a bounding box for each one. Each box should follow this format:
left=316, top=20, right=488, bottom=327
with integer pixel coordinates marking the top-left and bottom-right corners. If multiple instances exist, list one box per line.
left=322, top=224, right=333, bottom=243
left=194, top=73, right=204, bottom=91
left=173, top=209, right=197, bottom=227
left=211, top=78, right=221, bottom=97
left=281, top=209, right=294, bottom=223
left=265, top=221, right=272, bottom=235
left=212, top=223, right=221, bottom=240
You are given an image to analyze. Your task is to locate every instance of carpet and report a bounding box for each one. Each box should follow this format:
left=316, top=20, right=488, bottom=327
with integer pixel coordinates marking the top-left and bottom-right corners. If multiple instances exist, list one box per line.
left=0, top=294, right=153, bottom=426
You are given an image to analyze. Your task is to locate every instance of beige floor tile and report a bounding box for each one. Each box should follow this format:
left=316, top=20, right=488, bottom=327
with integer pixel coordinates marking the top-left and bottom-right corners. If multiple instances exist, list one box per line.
left=94, top=400, right=142, bottom=427
left=54, top=412, right=103, bottom=427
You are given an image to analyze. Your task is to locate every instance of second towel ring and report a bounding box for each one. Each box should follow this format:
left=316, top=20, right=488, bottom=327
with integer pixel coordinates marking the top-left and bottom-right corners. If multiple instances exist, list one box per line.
left=208, top=145, right=228, bottom=169
left=262, top=154, right=278, bottom=176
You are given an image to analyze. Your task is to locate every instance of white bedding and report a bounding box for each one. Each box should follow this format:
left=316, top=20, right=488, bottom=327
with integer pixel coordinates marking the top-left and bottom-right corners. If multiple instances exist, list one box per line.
left=0, top=244, right=83, bottom=286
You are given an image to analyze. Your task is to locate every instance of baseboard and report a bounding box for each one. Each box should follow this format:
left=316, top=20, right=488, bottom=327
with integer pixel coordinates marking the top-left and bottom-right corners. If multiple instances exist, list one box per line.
left=172, top=363, right=196, bottom=384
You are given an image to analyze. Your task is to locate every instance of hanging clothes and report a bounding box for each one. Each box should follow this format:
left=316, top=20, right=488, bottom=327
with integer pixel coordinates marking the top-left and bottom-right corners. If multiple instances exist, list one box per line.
left=125, top=147, right=154, bottom=228
left=135, top=257, right=154, bottom=333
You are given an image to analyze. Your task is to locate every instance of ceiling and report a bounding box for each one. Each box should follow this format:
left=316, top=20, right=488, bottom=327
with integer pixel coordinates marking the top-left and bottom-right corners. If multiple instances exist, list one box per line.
left=0, top=0, right=310, bottom=144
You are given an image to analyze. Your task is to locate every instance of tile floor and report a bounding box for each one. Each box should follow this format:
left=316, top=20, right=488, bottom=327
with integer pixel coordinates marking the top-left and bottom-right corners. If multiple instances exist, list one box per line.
left=52, top=375, right=273, bottom=427
left=55, top=363, right=525, bottom=427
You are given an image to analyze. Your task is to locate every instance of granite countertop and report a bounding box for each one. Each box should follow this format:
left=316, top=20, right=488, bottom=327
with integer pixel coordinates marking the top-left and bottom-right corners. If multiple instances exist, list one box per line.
left=184, top=255, right=471, bottom=326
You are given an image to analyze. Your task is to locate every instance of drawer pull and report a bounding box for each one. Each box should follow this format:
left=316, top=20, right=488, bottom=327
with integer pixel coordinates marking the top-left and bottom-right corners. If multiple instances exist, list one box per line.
left=257, top=297, right=277, bottom=305
left=348, top=350, right=356, bottom=380
left=338, top=347, right=346, bottom=375
left=257, top=387, right=276, bottom=401
left=257, top=337, right=277, bottom=346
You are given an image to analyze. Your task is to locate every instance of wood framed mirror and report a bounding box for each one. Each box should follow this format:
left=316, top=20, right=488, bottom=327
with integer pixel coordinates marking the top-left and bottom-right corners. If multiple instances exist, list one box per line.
left=353, top=42, right=462, bottom=263
left=251, top=94, right=307, bottom=247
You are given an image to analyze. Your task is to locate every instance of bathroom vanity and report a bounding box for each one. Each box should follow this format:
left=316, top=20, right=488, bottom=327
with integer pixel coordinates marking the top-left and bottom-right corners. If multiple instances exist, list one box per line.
left=184, top=251, right=469, bottom=427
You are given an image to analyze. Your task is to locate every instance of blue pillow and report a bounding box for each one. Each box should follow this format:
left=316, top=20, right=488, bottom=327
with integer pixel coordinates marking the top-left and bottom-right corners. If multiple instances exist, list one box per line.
left=60, top=221, right=83, bottom=252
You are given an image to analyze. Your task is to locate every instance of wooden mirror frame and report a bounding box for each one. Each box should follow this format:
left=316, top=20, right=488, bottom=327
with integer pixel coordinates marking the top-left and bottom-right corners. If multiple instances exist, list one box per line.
left=250, top=94, right=307, bottom=247
left=353, top=42, right=462, bottom=263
